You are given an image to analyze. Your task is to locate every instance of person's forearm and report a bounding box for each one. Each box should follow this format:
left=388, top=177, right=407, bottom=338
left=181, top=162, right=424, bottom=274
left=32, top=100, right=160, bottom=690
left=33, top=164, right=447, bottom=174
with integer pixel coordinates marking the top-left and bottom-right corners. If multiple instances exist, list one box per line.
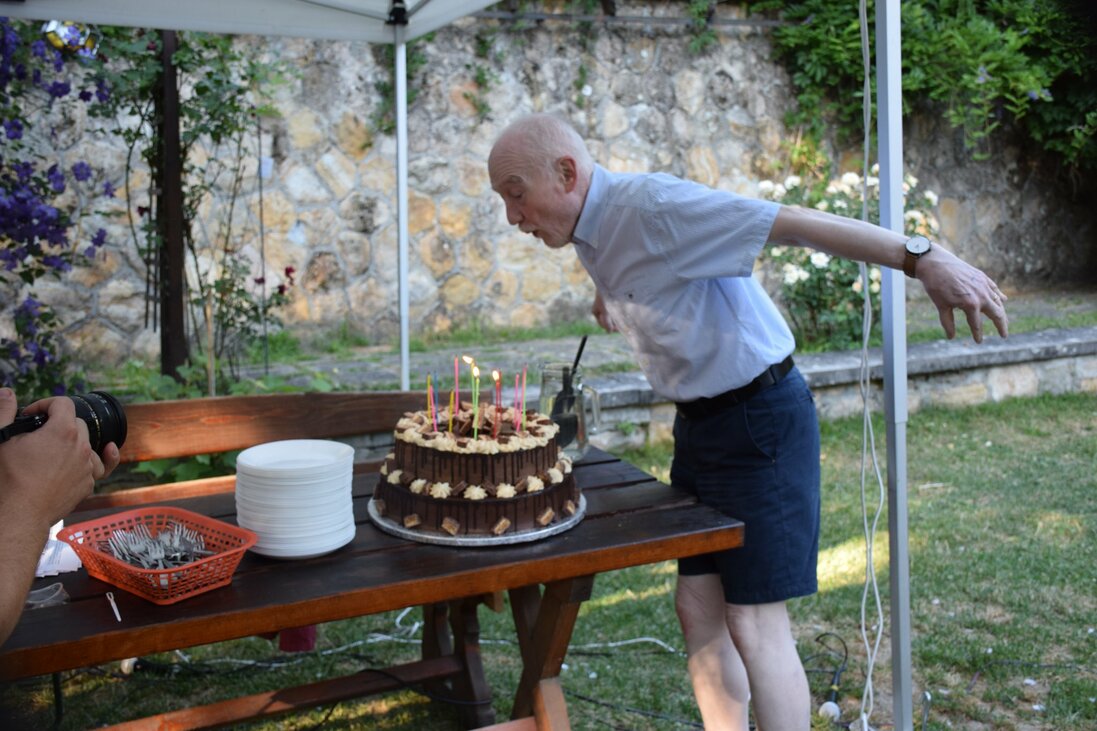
left=0, top=508, right=51, bottom=646
left=769, top=204, right=910, bottom=271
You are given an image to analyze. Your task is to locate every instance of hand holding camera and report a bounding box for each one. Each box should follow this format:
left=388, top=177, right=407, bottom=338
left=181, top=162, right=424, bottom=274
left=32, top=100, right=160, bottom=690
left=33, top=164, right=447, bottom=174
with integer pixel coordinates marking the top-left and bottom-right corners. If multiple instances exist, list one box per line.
left=0, top=389, right=125, bottom=521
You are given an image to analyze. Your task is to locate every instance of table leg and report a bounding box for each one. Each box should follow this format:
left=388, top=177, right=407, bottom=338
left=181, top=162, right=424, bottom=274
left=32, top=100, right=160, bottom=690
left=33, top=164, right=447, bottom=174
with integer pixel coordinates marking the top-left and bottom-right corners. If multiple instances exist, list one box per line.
left=448, top=597, right=495, bottom=728
left=422, top=599, right=495, bottom=729
left=509, top=575, right=595, bottom=720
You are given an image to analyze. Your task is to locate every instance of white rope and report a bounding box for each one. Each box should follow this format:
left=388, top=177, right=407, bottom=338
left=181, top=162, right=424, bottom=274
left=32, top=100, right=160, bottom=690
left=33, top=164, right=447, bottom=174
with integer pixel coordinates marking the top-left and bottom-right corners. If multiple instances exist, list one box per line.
left=856, top=0, right=886, bottom=727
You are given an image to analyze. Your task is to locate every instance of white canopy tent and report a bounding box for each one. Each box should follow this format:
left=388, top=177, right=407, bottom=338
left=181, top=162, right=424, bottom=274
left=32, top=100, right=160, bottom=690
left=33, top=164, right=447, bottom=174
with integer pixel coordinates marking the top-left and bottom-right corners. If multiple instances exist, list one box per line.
left=1, top=2, right=917, bottom=727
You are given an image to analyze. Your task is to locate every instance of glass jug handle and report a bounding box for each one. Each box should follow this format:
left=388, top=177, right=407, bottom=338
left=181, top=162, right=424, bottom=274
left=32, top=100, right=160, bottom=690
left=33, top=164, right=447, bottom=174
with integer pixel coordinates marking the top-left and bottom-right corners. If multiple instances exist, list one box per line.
left=582, top=384, right=601, bottom=435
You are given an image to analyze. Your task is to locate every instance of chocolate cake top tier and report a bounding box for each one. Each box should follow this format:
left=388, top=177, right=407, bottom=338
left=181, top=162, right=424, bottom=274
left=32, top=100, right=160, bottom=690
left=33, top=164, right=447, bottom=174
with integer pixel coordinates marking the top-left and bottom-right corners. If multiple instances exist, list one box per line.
left=394, top=405, right=560, bottom=455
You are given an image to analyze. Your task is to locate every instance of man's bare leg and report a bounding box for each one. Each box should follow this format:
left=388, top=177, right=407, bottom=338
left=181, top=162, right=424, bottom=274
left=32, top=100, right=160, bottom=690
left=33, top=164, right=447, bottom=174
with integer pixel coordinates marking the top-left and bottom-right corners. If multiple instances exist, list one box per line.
left=676, top=574, right=750, bottom=730
left=725, top=600, right=810, bottom=731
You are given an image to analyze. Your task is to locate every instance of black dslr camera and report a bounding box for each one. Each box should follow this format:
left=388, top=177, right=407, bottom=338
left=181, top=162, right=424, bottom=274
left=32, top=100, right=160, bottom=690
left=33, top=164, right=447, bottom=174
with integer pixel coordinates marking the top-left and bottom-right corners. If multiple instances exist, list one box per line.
left=0, top=391, right=127, bottom=456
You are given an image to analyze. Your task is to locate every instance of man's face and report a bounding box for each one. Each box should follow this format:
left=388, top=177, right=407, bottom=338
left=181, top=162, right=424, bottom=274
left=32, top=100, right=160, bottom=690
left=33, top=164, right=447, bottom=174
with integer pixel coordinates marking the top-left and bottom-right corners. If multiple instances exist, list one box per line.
left=489, top=145, right=580, bottom=249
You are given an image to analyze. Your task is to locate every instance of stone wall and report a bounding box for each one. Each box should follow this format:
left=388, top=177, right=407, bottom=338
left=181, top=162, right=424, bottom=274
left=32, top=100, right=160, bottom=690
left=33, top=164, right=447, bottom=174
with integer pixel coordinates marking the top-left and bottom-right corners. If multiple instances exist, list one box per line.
left=9, top=3, right=1095, bottom=369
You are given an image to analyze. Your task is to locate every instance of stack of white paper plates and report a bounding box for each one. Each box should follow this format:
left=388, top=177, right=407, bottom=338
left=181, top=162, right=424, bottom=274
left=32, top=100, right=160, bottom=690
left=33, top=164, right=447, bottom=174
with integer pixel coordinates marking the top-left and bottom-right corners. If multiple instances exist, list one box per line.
left=235, top=440, right=356, bottom=559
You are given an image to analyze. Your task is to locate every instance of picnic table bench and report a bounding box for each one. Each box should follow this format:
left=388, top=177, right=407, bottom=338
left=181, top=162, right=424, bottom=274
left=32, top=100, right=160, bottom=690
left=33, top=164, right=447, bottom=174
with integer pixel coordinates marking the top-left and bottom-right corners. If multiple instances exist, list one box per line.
left=0, top=391, right=744, bottom=729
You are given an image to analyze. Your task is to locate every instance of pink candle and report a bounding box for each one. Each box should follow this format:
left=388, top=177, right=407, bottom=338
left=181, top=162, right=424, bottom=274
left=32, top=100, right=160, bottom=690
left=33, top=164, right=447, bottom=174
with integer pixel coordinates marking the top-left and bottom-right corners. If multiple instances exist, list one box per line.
left=431, top=373, right=439, bottom=432
left=520, top=365, right=527, bottom=431
left=472, top=365, right=480, bottom=439
left=454, top=356, right=459, bottom=415
left=514, top=374, right=520, bottom=429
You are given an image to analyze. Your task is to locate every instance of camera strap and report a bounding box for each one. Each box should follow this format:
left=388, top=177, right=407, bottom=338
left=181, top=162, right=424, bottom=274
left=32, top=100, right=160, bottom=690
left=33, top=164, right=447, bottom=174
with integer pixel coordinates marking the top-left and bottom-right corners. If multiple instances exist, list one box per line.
left=0, top=413, right=48, bottom=445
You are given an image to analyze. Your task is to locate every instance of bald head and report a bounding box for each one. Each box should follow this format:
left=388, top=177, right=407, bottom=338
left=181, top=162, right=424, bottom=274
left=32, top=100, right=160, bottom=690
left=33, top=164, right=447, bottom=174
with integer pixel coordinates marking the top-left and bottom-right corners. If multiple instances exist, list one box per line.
left=489, top=113, right=594, bottom=189
left=488, top=114, right=594, bottom=249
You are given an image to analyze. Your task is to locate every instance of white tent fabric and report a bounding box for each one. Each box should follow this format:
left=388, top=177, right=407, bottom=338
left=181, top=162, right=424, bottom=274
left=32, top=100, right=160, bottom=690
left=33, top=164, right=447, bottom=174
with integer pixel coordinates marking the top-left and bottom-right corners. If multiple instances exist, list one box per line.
left=1, top=3, right=916, bottom=727
left=0, top=0, right=491, bottom=42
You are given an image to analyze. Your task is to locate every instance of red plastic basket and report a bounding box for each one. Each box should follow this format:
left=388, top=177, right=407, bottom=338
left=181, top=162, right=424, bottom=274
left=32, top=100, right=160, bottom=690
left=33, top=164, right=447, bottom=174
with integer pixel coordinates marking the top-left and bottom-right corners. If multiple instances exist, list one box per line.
left=58, top=506, right=257, bottom=605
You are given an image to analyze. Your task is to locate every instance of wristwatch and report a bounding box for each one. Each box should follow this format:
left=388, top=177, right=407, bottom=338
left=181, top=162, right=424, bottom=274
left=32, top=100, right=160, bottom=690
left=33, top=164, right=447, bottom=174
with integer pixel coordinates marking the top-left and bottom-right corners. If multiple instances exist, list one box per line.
left=903, top=235, right=932, bottom=278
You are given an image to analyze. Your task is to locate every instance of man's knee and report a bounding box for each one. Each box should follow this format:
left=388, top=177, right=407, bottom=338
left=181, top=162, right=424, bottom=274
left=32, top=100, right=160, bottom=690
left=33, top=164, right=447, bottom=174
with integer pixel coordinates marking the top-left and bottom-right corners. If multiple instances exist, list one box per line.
left=724, top=601, right=792, bottom=655
left=675, top=574, right=726, bottom=634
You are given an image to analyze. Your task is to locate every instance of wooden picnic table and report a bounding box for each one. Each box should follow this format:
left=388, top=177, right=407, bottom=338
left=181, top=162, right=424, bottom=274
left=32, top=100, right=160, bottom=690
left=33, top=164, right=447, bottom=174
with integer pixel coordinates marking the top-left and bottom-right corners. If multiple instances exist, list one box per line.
left=0, top=447, right=743, bottom=729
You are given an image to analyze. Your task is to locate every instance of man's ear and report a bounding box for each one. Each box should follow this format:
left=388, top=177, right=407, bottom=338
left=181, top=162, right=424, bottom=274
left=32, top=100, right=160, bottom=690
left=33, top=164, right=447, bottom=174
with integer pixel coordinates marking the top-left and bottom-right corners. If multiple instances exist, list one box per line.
left=557, top=156, right=578, bottom=192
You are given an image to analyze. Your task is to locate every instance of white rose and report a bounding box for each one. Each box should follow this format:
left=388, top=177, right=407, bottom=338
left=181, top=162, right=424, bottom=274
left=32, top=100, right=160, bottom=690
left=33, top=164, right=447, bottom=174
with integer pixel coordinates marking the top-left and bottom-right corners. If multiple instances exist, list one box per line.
left=810, top=252, right=831, bottom=269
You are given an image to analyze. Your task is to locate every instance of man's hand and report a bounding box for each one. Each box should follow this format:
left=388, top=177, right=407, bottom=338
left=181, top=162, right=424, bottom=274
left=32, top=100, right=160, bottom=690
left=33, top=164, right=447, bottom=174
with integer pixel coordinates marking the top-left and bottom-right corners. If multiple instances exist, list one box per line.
left=592, top=290, right=618, bottom=333
left=917, top=246, right=1009, bottom=343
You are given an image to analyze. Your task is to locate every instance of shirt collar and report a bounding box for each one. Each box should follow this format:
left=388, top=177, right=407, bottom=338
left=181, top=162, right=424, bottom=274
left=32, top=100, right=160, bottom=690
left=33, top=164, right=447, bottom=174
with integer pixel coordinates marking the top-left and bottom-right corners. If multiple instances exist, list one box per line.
left=571, top=164, right=609, bottom=248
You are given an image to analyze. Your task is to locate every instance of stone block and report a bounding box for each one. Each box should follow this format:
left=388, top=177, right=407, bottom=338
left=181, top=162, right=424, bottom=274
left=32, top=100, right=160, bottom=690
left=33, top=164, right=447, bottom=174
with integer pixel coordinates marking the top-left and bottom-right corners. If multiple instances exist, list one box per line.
left=315, top=149, right=356, bottom=200
left=987, top=364, right=1039, bottom=400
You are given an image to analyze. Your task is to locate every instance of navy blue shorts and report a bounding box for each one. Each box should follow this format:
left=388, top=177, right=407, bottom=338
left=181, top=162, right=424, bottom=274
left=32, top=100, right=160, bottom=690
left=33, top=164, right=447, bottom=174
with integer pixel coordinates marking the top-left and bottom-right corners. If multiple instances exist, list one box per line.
left=672, top=367, right=820, bottom=605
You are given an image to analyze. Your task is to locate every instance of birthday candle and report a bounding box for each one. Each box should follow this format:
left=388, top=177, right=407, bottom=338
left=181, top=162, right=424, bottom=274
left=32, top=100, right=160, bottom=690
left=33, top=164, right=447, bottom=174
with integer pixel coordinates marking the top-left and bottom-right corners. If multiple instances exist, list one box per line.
left=514, top=373, right=520, bottom=429
left=492, top=370, right=501, bottom=438
left=448, top=390, right=455, bottom=433
left=472, top=365, right=480, bottom=439
left=520, top=365, right=527, bottom=431
left=463, top=355, right=475, bottom=410
left=431, top=373, right=439, bottom=432
left=426, top=373, right=431, bottom=414
left=454, top=356, right=459, bottom=415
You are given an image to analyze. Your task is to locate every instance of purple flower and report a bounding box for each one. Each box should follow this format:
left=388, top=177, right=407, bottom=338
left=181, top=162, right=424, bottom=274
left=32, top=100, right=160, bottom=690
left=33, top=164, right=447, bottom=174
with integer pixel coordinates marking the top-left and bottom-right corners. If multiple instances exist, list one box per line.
left=45, top=80, right=70, bottom=98
left=90, top=228, right=106, bottom=247
left=42, top=255, right=71, bottom=272
left=78, top=89, right=92, bottom=102
left=94, top=79, right=110, bottom=103
left=71, top=160, right=91, bottom=181
left=46, top=164, right=65, bottom=192
left=17, top=296, right=42, bottom=318
left=3, top=118, right=22, bottom=140
left=102, top=180, right=116, bottom=197
left=30, top=39, right=47, bottom=59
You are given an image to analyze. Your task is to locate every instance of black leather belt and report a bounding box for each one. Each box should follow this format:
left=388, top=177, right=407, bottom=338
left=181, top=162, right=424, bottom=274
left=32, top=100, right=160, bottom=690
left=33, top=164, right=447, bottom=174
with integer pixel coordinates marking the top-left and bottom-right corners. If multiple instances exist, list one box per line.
left=675, top=355, right=795, bottom=419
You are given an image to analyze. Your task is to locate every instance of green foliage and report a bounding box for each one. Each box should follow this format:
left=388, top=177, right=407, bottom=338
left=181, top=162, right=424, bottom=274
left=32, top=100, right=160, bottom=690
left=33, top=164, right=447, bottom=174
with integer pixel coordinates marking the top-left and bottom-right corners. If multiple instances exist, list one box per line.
left=372, top=33, right=433, bottom=135
left=756, top=0, right=1097, bottom=173
left=759, top=168, right=940, bottom=350
left=463, top=63, right=497, bottom=122
left=86, top=29, right=294, bottom=387
left=686, top=0, right=719, bottom=54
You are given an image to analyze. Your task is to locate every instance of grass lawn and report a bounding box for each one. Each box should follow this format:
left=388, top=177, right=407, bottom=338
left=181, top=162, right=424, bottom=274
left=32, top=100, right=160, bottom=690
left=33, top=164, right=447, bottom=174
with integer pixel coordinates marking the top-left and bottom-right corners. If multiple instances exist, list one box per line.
left=3, top=392, right=1094, bottom=730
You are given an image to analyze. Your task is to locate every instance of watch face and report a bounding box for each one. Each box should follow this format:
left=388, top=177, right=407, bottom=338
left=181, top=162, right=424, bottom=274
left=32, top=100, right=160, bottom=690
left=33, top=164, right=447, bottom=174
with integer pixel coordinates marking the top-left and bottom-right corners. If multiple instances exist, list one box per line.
left=906, top=235, right=931, bottom=255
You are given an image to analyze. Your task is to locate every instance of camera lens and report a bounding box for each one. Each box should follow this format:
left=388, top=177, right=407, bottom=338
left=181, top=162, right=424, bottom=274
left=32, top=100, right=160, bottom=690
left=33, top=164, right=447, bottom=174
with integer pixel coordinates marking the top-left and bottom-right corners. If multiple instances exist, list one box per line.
left=69, top=391, right=127, bottom=455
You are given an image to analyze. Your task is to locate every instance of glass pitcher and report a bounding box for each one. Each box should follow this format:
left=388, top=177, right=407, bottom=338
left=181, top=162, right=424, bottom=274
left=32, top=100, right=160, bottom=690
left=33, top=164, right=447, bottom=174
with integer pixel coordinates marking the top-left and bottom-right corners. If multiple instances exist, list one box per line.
left=539, top=362, right=600, bottom=461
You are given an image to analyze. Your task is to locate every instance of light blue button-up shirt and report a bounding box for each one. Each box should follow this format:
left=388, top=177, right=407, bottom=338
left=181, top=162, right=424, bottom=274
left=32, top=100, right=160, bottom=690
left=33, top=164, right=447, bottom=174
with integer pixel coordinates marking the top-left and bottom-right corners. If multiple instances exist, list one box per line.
left=571, top=165, right=795, bottom=402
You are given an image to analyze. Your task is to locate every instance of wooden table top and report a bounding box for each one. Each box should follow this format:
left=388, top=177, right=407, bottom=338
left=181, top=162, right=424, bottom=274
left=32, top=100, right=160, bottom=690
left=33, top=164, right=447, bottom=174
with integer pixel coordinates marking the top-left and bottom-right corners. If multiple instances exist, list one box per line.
left=0, top=448, right=743, bottom=681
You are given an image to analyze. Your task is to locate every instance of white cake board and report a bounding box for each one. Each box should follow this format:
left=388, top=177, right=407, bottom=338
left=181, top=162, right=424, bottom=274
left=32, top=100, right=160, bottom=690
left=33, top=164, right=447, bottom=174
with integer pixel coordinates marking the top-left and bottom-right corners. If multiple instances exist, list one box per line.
left=367, top=495, right=586, bottom=547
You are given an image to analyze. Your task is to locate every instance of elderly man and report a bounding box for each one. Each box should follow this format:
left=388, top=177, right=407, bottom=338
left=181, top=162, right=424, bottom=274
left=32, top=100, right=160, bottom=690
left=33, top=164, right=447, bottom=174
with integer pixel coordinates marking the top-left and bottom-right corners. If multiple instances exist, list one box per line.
left=488, top=113, right=1007, bottom=730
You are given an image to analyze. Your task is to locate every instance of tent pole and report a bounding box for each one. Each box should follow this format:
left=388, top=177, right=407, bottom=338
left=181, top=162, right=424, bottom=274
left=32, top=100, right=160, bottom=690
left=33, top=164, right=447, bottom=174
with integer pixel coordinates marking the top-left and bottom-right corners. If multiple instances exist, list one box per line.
left=394, top=25, right=411, bottom=391
left=876, top=0, right=913, bottom=728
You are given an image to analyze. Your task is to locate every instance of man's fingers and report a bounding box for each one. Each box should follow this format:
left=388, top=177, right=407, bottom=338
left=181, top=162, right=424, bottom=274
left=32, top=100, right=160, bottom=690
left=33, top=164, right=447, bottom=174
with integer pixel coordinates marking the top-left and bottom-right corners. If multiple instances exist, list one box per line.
left=965, top=306, right=984, bottom=344
left=0, top=387, right=16, bottom=424
left=938, top=307, right=957, bottom=340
